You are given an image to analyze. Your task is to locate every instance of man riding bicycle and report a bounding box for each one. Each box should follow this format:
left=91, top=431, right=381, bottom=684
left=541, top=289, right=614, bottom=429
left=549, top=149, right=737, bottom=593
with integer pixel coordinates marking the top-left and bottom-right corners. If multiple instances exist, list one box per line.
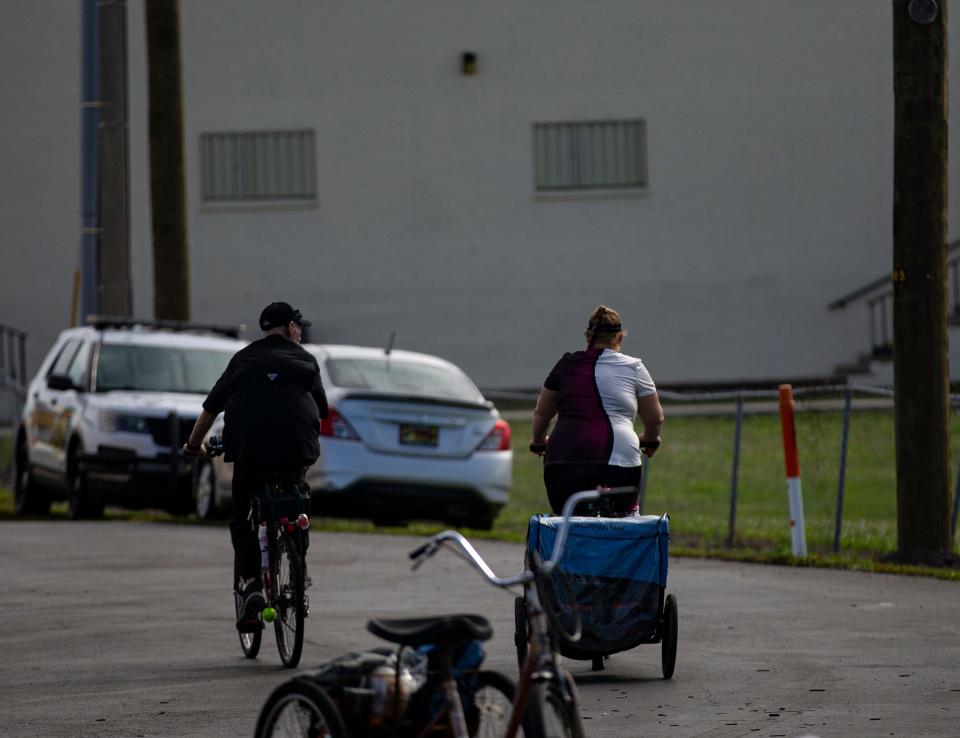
left=184, top=302, right=328, bottom=631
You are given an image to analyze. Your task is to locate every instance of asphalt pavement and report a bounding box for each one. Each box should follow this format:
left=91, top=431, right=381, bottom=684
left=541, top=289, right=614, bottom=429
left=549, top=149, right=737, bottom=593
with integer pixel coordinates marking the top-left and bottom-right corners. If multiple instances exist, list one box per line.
left=1, top=521, right=957, bottom=738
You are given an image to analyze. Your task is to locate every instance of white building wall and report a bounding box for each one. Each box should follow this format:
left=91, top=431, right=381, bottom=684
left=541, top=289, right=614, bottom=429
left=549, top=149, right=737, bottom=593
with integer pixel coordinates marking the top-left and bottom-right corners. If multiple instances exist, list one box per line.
left=0, top=3, right=81, bottom=376
left=3, top=1, right=959, bottom=390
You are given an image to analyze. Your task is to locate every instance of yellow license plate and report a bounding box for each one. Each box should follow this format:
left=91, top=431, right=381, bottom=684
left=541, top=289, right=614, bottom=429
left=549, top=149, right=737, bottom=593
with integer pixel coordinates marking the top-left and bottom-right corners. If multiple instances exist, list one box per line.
left=399, top=423, right=439, bottom=447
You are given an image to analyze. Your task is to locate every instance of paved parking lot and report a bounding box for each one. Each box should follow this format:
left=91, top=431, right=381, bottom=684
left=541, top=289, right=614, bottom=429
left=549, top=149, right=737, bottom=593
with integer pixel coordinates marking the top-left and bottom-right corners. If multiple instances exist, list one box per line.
left=1, top=520, right=958, bottom=737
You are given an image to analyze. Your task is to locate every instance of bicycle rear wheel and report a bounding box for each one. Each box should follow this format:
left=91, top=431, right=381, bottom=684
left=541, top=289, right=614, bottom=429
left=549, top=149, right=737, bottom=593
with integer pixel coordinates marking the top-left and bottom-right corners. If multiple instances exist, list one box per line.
left=255, top=678, right=346, bottom=738
left=526, top=670, right=584, bottom=738
left=239, top=628, right=262, bottom=659
left=274, top=532, right=306, bottom=667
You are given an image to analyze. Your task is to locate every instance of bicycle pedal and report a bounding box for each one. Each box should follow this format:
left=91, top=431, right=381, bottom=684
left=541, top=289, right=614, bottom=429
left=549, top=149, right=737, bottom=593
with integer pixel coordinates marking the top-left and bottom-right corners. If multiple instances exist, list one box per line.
left=304, top=575, right=313, bottom=590
left=303, top=594, right=310, bottom=616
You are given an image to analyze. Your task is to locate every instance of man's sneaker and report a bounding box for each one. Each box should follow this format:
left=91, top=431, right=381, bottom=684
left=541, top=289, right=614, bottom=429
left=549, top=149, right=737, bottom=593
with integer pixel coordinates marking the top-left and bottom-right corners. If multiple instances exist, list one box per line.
left=235, top=588, right=266, bottom=633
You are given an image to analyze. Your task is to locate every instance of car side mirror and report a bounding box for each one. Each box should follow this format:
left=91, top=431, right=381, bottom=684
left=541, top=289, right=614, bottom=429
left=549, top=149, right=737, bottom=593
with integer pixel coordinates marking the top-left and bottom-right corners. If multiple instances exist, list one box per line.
left=47, top=373, right=77, bottom=392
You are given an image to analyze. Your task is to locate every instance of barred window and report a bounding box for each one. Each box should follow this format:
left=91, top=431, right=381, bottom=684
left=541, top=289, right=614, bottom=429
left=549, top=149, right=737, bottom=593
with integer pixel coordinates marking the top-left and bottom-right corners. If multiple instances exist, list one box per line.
left=533, top=119, right=648, bottom=192
left=200, top=129, right=317, bottom=201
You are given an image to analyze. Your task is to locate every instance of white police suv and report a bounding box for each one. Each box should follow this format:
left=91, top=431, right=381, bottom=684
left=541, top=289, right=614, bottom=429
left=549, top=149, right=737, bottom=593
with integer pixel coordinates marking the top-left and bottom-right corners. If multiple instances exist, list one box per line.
left=12, top=317, right=245, bottom=519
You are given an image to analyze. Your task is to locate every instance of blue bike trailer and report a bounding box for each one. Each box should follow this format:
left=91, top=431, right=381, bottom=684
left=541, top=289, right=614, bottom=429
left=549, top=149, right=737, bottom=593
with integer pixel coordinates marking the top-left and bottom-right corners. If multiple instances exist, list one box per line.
left=524, top=513, right=675, bottom=669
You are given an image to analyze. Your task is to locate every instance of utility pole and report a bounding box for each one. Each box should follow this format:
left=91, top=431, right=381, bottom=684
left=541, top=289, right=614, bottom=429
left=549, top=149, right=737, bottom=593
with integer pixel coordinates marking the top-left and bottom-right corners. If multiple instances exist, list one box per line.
left=98, top=0, right=132, bottom=317
left=79, top=0, right=100, bottom=323
left=892, top=0, right=952, bottom=560
left=145, top=0, right=190, bottom=320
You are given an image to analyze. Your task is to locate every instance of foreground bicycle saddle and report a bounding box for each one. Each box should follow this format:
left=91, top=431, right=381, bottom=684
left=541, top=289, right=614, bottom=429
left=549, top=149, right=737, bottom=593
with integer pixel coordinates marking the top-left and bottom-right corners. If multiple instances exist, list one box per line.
left=366, top=614, right=493, bottom=646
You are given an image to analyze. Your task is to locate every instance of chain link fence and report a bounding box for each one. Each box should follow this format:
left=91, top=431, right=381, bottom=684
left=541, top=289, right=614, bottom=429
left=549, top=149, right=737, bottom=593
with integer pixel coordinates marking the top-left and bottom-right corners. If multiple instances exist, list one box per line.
left=491, top=384, right=960, bottom=556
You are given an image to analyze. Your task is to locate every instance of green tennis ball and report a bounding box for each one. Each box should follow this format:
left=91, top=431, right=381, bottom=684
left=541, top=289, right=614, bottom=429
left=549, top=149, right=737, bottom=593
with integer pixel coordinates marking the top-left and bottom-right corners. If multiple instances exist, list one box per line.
left=261, top=607, right=277, bottom=623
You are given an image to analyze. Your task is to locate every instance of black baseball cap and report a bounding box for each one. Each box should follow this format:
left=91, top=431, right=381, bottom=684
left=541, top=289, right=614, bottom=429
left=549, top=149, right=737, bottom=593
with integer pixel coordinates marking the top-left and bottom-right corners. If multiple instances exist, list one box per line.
left=259, top=302, right=311, bottom=331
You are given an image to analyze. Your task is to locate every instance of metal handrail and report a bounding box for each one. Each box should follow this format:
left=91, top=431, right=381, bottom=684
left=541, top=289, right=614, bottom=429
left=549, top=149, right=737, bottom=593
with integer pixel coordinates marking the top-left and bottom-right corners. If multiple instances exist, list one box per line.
left=0, top=324, right=28, bottom=427
left=827, top=238, right=960, bottom=311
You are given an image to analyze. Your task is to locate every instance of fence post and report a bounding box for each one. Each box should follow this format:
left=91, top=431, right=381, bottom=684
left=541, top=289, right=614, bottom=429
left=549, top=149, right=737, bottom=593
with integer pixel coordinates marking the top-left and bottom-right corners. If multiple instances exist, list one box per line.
left=833, top=386, right=852, bottom=554
left=727, top=393, right=744, bottom=547
left=778, top=384, right=808, bottom=557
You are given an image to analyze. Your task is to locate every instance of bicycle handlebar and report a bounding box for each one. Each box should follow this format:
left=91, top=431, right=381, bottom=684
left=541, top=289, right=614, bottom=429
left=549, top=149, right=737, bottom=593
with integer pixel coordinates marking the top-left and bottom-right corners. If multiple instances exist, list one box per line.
left=205, top=436, right=225, bottom=458
left=531, top=439, right=659, bottom=454
left=408, top=488, right=600, bottom=588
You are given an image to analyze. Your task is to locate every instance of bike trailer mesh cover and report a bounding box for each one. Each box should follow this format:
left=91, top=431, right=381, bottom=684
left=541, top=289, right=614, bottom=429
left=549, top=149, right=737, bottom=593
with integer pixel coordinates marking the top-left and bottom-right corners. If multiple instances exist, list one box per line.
left=527, top=514, right=669, bottom=653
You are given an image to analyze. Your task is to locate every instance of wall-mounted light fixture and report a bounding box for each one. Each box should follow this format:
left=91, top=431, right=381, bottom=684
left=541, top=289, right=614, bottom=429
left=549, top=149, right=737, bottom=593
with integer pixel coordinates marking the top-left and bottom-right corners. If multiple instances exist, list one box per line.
left=908, top=0, right=938, bottom=24
left=461, top=52, right=477, bottom=76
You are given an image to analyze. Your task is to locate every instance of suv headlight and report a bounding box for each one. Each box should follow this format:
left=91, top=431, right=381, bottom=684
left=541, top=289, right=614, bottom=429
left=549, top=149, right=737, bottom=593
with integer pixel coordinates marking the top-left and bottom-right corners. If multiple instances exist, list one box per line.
left=100, top=411, right=150, bottom=434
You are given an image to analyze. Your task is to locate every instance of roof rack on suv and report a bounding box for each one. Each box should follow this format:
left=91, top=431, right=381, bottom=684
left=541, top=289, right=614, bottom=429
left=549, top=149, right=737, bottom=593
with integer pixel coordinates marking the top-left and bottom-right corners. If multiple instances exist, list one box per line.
left=87, top=315, right=244, bottom=339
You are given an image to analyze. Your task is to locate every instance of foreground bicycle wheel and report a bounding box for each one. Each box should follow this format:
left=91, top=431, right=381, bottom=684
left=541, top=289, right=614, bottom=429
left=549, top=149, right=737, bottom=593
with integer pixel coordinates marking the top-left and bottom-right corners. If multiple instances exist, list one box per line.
left=255, top=678, right=346, bottom=738
left=466, top=670, right=533, bottom=737
left=274, top=533, right=306, bottom=667
left=527, top=671, right=584, bottom=738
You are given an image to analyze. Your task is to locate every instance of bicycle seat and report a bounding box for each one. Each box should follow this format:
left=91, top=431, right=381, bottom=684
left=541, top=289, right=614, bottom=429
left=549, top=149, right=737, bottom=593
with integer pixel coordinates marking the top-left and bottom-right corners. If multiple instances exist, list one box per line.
left=367, top=614, right=492, bottom=647
left=577, top=485, right=639, bottom=517
left=256, top=469, right=306, bottom=485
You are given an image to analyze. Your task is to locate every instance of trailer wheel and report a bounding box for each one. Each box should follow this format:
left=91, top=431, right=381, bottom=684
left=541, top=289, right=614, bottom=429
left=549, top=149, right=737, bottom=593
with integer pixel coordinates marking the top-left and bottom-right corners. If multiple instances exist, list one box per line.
left=514, top=595, right=528, bottom=673
left=661, top=593, right=678, bottom=679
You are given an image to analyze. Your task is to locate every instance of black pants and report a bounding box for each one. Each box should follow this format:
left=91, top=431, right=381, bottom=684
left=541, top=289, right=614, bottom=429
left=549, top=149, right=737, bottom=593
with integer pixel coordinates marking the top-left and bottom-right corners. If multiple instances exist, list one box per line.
left=544, top=463, right=642, bottom=515
left=228, top=464, right=307, bottom=588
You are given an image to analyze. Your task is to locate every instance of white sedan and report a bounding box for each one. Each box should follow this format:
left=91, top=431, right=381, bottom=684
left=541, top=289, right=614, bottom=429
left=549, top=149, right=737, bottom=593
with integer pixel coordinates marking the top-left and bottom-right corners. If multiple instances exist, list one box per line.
left=201, top=344, right=512, bottom=529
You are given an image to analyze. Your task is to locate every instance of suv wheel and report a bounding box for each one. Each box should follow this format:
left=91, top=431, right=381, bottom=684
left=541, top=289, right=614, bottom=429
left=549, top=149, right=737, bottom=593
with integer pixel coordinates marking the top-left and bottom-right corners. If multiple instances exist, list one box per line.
left=13, top=434, right=50, bottom=516
left=67, top=447, right=104, bottom=520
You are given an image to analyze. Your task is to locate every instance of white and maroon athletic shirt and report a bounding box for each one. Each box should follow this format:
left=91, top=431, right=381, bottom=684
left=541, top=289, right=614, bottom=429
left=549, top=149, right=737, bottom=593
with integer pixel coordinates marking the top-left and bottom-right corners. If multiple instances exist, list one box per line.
left=543, top=347, right=656, bottom=467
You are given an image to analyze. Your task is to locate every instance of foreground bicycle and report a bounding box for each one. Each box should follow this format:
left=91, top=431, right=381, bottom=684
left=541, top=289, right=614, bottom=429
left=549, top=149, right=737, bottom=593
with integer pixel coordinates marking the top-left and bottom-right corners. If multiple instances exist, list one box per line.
left=206, top=436, right=311, bottom=668
left=253, top=489, right=600, bottom=738
left=256, top=617, right=524, bottom=738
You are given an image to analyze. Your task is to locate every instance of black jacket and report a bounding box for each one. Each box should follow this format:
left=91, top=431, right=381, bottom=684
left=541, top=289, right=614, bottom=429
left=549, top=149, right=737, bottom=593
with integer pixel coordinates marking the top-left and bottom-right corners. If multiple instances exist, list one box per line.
left=203, top=335, right=329, bottom=468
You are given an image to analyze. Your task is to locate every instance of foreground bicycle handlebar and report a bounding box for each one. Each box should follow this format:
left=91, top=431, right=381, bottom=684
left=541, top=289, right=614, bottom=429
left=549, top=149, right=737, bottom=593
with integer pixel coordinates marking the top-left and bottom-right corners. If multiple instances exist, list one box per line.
left=408, top=488, right=600, bottom=583
left=407, top=488, right=599, bottom=738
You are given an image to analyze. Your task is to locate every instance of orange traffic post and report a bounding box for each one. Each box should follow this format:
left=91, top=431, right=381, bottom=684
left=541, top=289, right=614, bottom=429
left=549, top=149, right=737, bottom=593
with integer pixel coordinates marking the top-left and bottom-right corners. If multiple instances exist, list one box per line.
left=778, top=384, right=808, bottom=557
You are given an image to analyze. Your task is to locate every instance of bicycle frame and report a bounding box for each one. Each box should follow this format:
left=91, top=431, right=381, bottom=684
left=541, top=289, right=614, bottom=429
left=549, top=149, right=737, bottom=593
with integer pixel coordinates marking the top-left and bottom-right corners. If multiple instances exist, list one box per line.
left=413, top=653, right=470, bottom=738
left=508, top=586, right=562, bottom=738
left=256, top=519, right=276, bottom=608
left=409, top=488, right=598, bottom=738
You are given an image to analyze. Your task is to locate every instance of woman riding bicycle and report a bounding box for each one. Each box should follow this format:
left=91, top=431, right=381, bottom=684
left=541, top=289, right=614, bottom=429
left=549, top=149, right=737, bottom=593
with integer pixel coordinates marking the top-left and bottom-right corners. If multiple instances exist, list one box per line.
left=530, top=304, right=664, bottom=515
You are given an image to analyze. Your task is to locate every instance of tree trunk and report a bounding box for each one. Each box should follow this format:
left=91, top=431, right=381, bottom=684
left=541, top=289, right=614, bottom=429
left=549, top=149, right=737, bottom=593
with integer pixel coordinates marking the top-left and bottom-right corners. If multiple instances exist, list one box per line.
left=145, top=0, right=189, bottom=320
left=892, top=0, right=952, bottom=559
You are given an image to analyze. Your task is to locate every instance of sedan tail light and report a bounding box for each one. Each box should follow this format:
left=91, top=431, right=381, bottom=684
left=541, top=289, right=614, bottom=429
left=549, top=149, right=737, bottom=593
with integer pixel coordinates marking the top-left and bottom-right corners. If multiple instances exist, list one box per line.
left=476, top=419, right=511, bottom=451
left=320, top=408, right=361, bottom=441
